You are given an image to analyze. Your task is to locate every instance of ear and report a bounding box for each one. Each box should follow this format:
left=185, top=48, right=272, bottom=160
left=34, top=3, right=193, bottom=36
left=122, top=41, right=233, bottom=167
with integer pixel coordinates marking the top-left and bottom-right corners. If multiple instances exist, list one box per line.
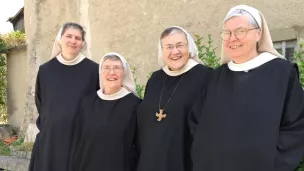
left=256, top=28, right=262, bottom=42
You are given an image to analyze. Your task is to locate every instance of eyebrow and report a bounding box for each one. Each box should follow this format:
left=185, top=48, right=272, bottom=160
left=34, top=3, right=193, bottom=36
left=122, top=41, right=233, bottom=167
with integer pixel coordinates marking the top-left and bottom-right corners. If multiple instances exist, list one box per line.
left=223, top=27, right=248, bottom=31
left=164, top=42, right=186, bottom=46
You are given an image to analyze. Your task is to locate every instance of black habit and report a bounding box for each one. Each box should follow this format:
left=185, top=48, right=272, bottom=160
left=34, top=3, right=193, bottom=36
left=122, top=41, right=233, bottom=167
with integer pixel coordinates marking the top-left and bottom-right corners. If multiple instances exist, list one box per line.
left=29, top=57, right=99, bottom=171
left=136, top=64, right=211, bottom=171
left=191, top=58, right=304, bottom=171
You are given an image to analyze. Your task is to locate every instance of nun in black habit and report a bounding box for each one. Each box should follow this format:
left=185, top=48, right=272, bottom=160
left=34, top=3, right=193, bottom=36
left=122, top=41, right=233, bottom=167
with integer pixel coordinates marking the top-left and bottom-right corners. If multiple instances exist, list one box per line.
left=29, top=22, right=99, bottom=171
left=69, top=52, right=141, bottom=171
left=191, top=5, right=304, bottom=171
left=136, top=26, right=211, bottom=171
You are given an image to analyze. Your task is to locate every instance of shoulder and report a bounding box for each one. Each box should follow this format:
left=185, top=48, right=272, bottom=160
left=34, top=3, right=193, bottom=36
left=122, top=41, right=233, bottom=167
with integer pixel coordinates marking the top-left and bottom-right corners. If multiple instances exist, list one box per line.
left=124, top=93, right=142, bottom=104
left=191, top=64, right=212, bottom=72
left=81, top=58, right=99, bottom=69
left=147, top=69, right=165, bottom=83
left=39, top=58, right=58, bottom=71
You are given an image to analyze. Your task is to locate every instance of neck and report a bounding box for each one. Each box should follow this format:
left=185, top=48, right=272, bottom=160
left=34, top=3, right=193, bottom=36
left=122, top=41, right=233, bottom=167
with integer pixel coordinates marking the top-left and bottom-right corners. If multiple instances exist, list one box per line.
left=103, top=87, right=121, bottom=95
left=232, top=50, right=259, bottom=64
left=61, top=52, right=78, bottom=61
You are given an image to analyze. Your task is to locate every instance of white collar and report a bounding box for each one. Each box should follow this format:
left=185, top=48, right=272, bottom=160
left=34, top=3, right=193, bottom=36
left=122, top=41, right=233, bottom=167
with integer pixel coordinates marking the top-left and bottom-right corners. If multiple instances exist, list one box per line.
left=228, top=52, right=278, bottom=72
left=97, top=87, right=130, bottom=101
left=56, top=53, right=86, bottom=65
left=162, top=58, right=198, bottom=76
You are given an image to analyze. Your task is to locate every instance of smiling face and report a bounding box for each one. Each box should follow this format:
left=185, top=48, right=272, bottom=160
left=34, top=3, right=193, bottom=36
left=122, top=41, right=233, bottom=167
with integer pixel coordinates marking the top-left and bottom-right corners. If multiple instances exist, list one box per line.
left=59, top=28, right=83, bottom=58
left=100, top=58, right=124, bottom=94
left=161, top=31, right=189, bottom=71
left=223, top=15, right=262, bottom=63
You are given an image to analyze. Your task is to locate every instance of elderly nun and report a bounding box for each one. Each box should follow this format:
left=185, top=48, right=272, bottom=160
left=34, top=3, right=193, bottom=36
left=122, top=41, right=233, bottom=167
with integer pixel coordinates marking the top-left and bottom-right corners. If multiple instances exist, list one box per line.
left=29, top=22, right=99, bottom=171
left=136, top=26, right=211, bottom=171
left=191, top=5, right=304, bottom=171
left=69, top=52, right=141, bottom=171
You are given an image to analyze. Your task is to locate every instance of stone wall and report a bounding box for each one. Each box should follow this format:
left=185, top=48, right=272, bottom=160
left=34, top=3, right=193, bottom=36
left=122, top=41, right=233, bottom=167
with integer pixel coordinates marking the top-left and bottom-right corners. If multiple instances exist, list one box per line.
left=20, top=0, right=304, bottom=134
left=7, top=46, right=27, bottom=129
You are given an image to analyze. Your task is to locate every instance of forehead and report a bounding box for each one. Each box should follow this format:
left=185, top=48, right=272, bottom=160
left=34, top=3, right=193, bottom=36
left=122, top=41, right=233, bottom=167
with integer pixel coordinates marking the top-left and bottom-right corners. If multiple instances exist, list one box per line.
left=161, top=32, right=187, bottom=45
left=224, top=15, right=251, bottom=30
left=102, top=59, right=123, bottom=66
left=62, top=28, right=82, bottom=37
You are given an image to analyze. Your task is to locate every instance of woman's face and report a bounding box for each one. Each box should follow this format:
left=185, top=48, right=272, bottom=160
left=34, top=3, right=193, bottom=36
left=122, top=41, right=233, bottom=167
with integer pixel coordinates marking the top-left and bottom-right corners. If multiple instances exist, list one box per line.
left=60, top=28, right=83, bottom=57
left=100, top=59, right=124, bottom=92
left=161, top=32, right=189, bottom=70
left=222, top=15, right=261, bottom=63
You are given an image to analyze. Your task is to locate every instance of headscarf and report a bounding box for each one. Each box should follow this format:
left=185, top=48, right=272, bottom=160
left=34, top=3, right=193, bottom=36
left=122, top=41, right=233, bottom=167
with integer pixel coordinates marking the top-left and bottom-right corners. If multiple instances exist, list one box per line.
left=98, top=52, right=137, bottom=97
left=220, top=5, right=284, bottom=65
left=158, top=26, right=203, bottom=76
left=50, top=24, right=87, bottom=65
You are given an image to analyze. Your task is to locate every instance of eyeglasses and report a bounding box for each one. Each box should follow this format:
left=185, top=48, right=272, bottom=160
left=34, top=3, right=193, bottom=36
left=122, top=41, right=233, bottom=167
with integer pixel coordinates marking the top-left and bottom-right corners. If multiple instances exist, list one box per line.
left=101, top=66, right=123, bottom=73
left=220, top=28, right=259, bottom=41
left=162, top=43, right=188, bottom=52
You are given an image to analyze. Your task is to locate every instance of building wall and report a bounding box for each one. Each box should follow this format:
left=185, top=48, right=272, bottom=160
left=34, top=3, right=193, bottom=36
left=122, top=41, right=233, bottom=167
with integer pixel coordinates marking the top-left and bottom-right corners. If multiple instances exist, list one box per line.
left=20, top=0, right=304, bottom=133
left=13, top=17, right=25, bottom=31
left=7, top=47, right=27, bottom=128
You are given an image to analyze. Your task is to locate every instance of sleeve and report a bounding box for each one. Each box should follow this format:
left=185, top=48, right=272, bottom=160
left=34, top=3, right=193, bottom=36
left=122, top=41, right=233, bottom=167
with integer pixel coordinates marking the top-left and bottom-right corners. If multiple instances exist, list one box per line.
left=188, top=68, right=212, bottom=138
left=35, top=67, right=42, bottom=130
left=68, top=102, right=84, bottom=171
left=274, top=64, right=304, bottom=171
left=95, top=66, right=100, bottom=91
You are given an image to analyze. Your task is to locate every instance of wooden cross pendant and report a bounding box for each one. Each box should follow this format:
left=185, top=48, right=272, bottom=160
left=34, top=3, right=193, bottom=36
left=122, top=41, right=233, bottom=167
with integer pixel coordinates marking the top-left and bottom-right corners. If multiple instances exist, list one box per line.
left=156, top=109, right=166, bottom=121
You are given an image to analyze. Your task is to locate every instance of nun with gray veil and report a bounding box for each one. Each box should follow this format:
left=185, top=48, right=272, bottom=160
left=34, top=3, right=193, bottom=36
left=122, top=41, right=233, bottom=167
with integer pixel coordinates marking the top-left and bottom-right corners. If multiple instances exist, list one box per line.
left=69, top=52, right=141, bottom=171
left=191, top=5, right=304, bottom=171
left=136, top=26, right=211, bottom=171
left=29, top=22, right=99, bottom=171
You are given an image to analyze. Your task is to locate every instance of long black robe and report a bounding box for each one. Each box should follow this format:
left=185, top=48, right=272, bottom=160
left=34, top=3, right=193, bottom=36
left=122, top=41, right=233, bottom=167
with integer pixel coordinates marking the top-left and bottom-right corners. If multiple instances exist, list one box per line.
left=191, top=58, right=304, bottom=171
left=136, top=64, right=211, bottom=171
left=29, top=57, right=99, bottom=171
left=69, top=93, right=141, bottom=171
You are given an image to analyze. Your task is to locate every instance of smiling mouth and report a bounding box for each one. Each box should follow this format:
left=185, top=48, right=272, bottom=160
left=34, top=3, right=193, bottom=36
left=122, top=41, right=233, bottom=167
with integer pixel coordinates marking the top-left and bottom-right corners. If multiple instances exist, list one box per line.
left=170, top=56, right=182, bottom=60
left=230, top=45, right=242, bottom=49
left=107, top=78, right=117, bottom=81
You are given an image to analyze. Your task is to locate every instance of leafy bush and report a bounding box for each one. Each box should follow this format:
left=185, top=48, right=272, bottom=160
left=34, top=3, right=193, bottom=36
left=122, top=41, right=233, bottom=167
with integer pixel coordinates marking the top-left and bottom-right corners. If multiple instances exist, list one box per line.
left=0, top=30, right=26, bottom=50
left=195, top=34, right=220, bottom=69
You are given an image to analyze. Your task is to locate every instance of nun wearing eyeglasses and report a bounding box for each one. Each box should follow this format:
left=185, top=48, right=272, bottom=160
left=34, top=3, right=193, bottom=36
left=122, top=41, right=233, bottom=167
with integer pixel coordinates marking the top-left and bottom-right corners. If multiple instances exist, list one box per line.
left=69, top=53, right=141, bottom=171
left=191, top=5, right=304, bottom=171
left=136, top=26, right=211, bottom=171
left=29, top=22, right=99, bottom=171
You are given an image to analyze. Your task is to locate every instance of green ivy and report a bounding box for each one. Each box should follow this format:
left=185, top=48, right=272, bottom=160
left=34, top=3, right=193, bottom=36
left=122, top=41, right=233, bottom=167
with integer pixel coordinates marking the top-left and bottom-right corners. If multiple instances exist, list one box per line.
left=195, top=34, right=220, bottom=69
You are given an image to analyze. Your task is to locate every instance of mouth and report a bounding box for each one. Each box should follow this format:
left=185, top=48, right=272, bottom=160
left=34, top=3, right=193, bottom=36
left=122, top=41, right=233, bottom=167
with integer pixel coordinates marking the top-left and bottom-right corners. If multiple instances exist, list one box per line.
left=230, top=45, right=242, bottom=49
left=106, top=78, right=118, bottom=81
left=170, top=56, right=182, bottom=61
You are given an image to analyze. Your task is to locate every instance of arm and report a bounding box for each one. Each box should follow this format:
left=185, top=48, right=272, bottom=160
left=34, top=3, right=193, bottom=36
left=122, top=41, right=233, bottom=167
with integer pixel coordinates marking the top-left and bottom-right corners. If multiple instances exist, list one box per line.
left=275, top=65, right=304, bottom=171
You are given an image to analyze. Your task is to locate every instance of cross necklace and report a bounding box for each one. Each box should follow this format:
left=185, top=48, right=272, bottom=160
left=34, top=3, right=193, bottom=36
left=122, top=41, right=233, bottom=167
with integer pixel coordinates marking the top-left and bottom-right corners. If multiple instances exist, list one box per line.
left=156, top=73, right=185, bottom=121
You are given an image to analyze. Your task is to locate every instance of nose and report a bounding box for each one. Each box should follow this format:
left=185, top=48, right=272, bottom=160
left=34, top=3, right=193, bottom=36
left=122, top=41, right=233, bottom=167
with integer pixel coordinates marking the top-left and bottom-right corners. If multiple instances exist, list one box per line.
left=109, top=68, right=115, bottom=74
left=171, top=46, right=180, bottom=54
left=230, top=32, right=237, bottom=41
left=70, top=37, right=76, bottom=44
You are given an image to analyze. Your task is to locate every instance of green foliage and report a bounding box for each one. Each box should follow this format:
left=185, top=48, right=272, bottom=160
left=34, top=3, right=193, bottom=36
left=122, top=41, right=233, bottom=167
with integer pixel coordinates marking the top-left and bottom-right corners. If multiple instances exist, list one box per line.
left=0, top=38, right=8, bottom=53
left=0, top=30, right=24, bottom=123
left=0, top=141, right=11, bottom=156
left=130, top=66, right=145, bottom=99
left=291, top=42, right=304, bottom=87
left=0, top=30, right=26, bottom=50
left=13, top=142, right=34, bottom=152
left=0, top=54, right=7, bottom=123
left=11, top=138, right=23, bottom=147
left=195, top=34, right=220, bottom=69
left=296, top=158, right=304, bottom=171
